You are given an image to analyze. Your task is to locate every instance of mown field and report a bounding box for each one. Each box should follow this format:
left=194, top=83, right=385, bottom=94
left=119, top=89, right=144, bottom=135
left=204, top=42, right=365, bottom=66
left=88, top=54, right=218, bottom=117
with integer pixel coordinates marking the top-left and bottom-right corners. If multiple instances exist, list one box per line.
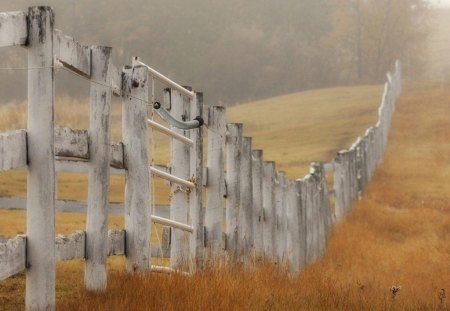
left=3, top=82, right=449, bottom=310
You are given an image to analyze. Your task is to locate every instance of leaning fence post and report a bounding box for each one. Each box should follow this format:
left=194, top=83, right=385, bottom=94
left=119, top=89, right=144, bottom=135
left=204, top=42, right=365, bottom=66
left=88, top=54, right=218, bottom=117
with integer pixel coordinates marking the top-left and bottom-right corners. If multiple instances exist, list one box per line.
left=170, top=89, right=191, bottom=268
left=85, top=46, right=112, bottom=290
left=225, top=123, right=242, bottom=261
left=122, top=63, right=150, bottom=273
left=205, top=106, right=226, bottom=257
left=262, top=161, right=276, bottom=259
left=251, top=150, right=264, bottom=257
left=26, top=6, right=56, bottom=310
left=189, top=90, right=204, bottom=270
left=239, top=137, right=253, bottom=258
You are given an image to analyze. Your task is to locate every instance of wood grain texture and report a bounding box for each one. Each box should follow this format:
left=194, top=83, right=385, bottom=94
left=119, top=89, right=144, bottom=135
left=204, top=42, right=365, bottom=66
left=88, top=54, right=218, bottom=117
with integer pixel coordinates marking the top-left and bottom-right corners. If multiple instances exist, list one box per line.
left=238, top=137, right=253, bottom=258
left=85, top=45, right=112, bottom=291
left=251, top=150, right=264, bottom=257
left=205, top=106, right=226, bottom=254
left=26, top=6, right=56, bottom=310
left=122, top=65, right=151, bottom=273
left=188, top=92, right=204, bottom=270
left=262, top=161, right=275, bottom=259
left=54, top=127, right=89, bottom=159
left=169, top=89, right=190, bottom=269
left=225, top=123, right=243, bottom=261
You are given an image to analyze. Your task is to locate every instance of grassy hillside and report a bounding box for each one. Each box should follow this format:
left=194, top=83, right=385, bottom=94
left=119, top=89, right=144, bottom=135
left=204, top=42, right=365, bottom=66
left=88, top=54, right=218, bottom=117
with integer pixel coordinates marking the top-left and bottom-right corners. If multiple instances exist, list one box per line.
left=228, top=85, right=383, bottom=178
left=56, top=82, right=450, bottom=310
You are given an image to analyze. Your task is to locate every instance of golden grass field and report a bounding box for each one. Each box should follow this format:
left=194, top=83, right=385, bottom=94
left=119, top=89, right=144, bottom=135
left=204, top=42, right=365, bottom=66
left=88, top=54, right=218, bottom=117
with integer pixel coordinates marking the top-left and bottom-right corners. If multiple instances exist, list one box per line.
left=1, top=81, right=450, bottom=310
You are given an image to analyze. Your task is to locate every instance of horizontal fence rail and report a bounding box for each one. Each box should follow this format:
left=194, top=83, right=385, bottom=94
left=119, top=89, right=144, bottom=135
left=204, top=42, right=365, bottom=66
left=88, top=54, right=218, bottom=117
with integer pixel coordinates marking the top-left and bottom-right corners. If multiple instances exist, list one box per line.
left=0, top=6, right=402, bottom=311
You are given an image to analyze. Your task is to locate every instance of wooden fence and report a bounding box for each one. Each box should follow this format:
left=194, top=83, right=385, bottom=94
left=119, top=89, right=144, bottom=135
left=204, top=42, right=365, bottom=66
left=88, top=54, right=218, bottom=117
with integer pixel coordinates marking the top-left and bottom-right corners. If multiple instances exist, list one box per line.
left=0, top=6, right=402, bottom=310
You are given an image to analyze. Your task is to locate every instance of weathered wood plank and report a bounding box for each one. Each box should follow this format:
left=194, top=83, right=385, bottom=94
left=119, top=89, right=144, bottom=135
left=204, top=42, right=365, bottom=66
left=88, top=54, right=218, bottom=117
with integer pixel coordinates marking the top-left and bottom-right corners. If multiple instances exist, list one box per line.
left=238, top=137, right=253, bottom=258
left=107, top=229, right=125, bottom=256
left=251, top=150, right=264, bottom=257
left=110, top=63, right=122, bottom=96
left=188, top=91, right=204, bottom=269
left=0, top=235, right=26, bottom=280
left=85, top=46, right=112, bottom=291
left=54, top=127, right=89, bottom=159
left=333, top=152, right=346, bottom=221
left=0, top=11, right=27, bottom=47
left=262, top=161, right=276, bottom=259
left=275, top=171, right=287, bottom=264
left=123, top=64, right=151, bottom=273
left=225, top=123, right=243, bottom=261
left=55, top=231, right=85, bottom=261
left=53, top=29, right=91, bottom=77
left=297, top=179, right=307, bottom=269
left=110, top=142, right=124, bottom=169
left=169, top=89, right=190, bottom=269
left=26, top=7, right=56, bottom=310
left=205, top=106, right=226, bottom=255
left=286, top=181, right=300, bottom=272
left=0, top=130, right=27, bottom=171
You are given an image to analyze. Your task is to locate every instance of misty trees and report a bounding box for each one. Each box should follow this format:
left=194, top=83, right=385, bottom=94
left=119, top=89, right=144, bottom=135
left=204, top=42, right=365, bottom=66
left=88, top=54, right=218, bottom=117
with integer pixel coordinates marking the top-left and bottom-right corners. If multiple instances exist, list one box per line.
left=0, top=0, right=430, bottom=105
left=329, top=0, right=429, bottom=83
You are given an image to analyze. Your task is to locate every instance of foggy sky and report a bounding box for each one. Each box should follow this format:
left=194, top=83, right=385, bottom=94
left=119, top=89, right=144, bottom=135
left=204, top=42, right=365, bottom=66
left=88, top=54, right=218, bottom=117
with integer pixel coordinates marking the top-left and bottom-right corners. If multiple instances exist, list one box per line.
left=430, top=0, right=450, bottom=7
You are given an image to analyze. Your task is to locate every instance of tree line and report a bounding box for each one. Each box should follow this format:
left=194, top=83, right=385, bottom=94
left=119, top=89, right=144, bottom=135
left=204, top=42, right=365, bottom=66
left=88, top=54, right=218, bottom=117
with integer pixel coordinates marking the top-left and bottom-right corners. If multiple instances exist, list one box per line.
left=0, top=0, right=430, bottom=105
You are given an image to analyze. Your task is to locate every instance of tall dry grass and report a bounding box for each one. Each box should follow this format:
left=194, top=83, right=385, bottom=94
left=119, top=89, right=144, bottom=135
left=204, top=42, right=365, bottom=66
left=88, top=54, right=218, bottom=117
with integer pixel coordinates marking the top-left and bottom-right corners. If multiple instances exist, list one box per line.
left=56, top=82, right=450, bottom=310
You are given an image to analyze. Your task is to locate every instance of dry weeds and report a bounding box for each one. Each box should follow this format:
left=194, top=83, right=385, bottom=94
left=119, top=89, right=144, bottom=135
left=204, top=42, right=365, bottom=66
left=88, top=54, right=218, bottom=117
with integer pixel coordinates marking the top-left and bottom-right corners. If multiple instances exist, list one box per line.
left=57, top=82, right=450, bottom=310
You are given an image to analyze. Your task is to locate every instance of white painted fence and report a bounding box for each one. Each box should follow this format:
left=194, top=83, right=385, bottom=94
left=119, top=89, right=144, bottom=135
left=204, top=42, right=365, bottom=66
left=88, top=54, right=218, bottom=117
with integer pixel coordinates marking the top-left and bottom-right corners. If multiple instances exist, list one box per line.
left=0, top=6, right=402, bottom=311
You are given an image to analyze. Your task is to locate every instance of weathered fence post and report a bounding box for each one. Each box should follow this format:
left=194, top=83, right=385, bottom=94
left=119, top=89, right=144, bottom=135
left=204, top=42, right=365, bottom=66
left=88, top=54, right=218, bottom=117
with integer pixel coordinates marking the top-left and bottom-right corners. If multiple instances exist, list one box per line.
left=334, top=152, right=346, bottom=221
left=85, top=46, right=112, bottom=290
left=296, top=179, right=307, bottom=269
left=122, top=63, right=150, bottom=273
left=170, top=89, right=191, bottom=268
left=304, top=174, right=315, bottom=264
left=239, top=137, right=253, bottom=258
left=262, top=161, right=276, bottom=259
left=275, top=171, right=287, bottom=264
left=189, top=91, right=204, bottom=270
left=26, top=6, right=56, bottom=310
left=286, top=180, right=300, bottom=271
left=225, top=123, right=242, bottom=261
left=205, top=106, right=226, bottom=256
left=251, top=150, right=264, bottom=257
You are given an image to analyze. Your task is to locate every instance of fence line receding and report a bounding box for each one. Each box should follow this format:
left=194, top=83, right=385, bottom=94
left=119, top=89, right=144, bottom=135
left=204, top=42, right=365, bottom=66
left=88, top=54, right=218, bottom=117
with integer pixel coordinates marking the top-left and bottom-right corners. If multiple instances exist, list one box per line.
left=0, top=6, right=402, bottom=311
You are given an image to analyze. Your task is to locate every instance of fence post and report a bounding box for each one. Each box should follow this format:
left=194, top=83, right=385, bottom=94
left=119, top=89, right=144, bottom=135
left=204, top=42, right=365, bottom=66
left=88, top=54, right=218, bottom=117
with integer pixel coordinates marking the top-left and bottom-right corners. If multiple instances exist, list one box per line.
left=334, top=152, right=346, bottom=221
left=189, top=91, right=204, bottom=270
left=26, top=6, right=56, bottom=310
left=225, top=123, right=242, bottom=261
left=304, top=174, right=315, bottom=263
left=239, top=137, right=253, bottom=258
left=205, top=106, right=226, bottom=257
left=85, top=46, right=112, bottom=290
left=286, top=180, right=299, bottom=271
left=275, top=171, right=287, bottom=264
left=251, top=150, right=264, bottom=258
left=262, top=161, right=276, bottom=259
left=122, top=63, right=150, bottom=273
left=170, top=89, right=191, bottom=268
left=296, top=179, right=307, bottom=269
